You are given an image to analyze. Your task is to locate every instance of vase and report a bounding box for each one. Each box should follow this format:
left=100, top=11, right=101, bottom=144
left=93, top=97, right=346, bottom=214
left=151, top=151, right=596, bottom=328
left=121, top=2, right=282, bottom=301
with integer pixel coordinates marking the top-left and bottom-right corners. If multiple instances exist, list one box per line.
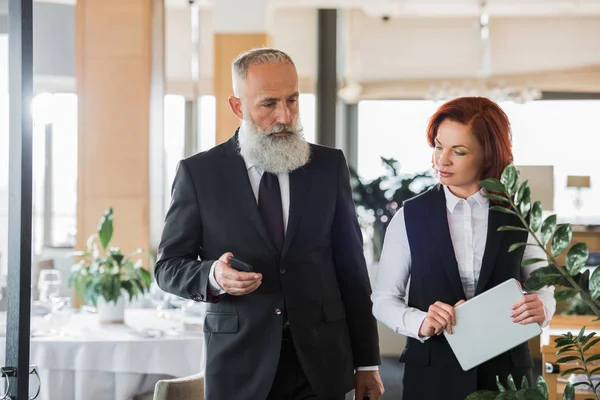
left=96, top=296, right=125, bottom=324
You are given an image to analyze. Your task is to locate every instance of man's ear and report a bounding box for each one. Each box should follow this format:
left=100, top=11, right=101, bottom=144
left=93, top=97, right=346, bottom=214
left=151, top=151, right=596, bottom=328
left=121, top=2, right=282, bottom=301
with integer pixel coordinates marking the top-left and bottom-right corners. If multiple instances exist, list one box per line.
left=228, top=96, right=244, bottom=120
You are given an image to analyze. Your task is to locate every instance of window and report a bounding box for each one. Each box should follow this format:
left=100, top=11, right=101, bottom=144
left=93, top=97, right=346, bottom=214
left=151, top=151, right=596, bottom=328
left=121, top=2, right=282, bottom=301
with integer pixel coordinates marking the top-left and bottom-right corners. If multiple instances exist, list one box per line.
left=163, top=94, right=186, bottom=213
left=32, top=93, right=78, bottom=250
left=357, top=99, right=600, bottom=220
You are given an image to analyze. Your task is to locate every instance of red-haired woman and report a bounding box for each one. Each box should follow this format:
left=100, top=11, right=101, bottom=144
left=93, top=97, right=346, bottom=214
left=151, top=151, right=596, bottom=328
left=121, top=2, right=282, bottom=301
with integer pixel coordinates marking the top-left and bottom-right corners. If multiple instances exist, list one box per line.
left=371, top=97, right=556, bottom=400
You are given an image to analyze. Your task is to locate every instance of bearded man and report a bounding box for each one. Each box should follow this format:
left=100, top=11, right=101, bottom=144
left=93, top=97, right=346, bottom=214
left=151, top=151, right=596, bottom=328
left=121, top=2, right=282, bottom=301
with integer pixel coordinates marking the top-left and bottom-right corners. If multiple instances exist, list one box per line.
left=154, top=48, right=383, bottom=400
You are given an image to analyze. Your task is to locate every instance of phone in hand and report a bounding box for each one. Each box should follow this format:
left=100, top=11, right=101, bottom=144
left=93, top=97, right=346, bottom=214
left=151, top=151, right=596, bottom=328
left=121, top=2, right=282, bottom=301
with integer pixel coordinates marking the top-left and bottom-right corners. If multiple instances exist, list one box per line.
left=229, top=256, right=254, bottom=273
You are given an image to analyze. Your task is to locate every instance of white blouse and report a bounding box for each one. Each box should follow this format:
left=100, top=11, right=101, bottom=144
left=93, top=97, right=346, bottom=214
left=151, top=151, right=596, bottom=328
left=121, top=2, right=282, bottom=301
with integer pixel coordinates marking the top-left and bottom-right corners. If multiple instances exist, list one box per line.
left=371, top=186, right=556, bottom=341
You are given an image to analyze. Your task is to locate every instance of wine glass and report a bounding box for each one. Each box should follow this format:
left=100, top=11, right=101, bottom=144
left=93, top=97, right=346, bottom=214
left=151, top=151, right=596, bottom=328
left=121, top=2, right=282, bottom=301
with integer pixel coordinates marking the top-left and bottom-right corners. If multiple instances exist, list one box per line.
left=166, top=294, right=195, bottom=332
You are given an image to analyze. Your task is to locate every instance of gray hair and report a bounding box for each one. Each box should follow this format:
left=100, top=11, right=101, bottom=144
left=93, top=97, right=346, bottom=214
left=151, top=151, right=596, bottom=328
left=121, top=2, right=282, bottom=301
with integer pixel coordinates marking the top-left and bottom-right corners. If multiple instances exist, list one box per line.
left=231, top=48, right=295, bottom=96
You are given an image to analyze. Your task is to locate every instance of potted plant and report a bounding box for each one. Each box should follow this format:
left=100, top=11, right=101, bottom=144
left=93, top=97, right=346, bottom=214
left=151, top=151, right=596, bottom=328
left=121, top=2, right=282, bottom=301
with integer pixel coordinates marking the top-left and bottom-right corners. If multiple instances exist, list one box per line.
left=349, top=157, right=435, bottom=261
left=69, top=207, right=153, bottom=323
left=466, top=165, right=600, bottom=400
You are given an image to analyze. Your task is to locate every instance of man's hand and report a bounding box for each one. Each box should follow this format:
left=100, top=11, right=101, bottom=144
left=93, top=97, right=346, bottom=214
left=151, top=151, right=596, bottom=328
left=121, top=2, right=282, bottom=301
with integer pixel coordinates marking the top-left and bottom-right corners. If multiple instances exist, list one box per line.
left=418, top=299, right=465, bottom=337
left=214, top=252, right=262, bottom=296
left=355, top=370, right=384, bottom=400
left=512, top=294, right=545, bottom=325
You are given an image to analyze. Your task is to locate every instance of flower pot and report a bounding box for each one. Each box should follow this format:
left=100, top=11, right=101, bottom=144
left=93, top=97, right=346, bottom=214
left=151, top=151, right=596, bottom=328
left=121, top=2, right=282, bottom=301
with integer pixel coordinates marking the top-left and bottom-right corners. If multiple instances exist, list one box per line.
left=96, top=296, right=125, bottom=324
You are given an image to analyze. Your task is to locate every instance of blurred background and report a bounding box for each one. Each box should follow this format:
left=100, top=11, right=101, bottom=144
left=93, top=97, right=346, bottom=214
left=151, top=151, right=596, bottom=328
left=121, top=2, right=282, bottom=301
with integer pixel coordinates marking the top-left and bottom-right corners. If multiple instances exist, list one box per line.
left=1, top=0, right=600, bottom=399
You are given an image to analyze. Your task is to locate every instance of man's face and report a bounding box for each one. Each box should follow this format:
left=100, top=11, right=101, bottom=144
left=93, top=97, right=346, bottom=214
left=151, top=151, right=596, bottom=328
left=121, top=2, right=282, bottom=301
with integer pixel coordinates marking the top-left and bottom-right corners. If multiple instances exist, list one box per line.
left=240, top=61, right=300, bottom=133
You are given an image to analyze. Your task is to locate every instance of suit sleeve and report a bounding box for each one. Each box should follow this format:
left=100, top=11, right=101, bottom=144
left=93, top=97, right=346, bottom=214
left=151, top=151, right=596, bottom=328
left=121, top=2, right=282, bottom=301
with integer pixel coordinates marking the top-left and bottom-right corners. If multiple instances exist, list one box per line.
left=331, top=150, right=381, bottom=367
left=154, top=159, right=223, bottom=303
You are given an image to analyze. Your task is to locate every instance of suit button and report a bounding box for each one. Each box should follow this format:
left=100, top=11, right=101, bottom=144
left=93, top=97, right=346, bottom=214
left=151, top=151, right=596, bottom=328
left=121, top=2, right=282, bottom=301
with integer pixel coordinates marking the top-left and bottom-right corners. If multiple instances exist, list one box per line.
left=274, top=308, right=282, bottom=315
left=279, top=268, right=286, bottom=274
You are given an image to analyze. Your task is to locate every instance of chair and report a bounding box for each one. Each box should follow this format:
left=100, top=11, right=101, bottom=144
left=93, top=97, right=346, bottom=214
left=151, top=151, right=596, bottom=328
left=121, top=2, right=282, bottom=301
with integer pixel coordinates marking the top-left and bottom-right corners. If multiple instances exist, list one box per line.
left=152, top=374, right=204, bottom=400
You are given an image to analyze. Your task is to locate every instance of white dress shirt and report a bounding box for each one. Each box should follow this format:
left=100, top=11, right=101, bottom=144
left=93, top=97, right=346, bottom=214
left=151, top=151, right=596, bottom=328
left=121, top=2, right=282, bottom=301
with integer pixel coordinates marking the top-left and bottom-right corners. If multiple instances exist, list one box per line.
left=208, top=159, right=378, bottom=371
left=371, top=185, right=556, bottom=342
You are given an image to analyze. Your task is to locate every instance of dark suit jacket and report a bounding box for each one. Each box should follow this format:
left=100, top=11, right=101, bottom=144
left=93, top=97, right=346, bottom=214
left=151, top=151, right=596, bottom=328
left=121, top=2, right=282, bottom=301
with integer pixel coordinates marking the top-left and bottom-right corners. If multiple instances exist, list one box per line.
left=154, top=133, right=380, bottom=399
left=400, top=185, right=534, bottom=400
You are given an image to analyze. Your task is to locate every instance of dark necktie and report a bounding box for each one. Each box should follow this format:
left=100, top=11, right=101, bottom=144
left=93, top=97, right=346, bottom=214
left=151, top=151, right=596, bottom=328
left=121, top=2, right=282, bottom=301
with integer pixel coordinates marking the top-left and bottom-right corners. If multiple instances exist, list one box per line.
left=258, top=172, right=285, bottom=253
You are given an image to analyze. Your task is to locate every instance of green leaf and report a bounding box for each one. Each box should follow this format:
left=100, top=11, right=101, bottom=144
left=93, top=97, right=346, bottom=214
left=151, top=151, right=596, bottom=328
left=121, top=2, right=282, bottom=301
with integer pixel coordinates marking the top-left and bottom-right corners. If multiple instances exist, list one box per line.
left=579, top=269, right=590, bottom=292
left=540, top=215, right=557, bottom=247
left=566, top=243, right=589, bottom=276
left=562, top=382, right=574, bottom=400
left=577, top=326, right=586, bottom=342
left=509, top=243, right=529, bottom=253
left=515, top=389, right=545, bottom=400
left=551, top=224, right=572, bottom=258
left=520, top=376, right=530, bottom=390
left=554, top=289, right=578, bottom=303
left=585, top=353, right=600, bottom=363
left=465, top=391, right=498, bottom=400
left=589, top=366, right=600, bottom=374
left=522, top=258, right=547, bottom=267
left=495, top=392, right=517, bottom=400
left=530, top=201, right=543, bottom=232
left=498, top=226, right=529, bottom=233
left=507, top=375, right=518, bottom=391
left=515, top=180, right=528, bottom=205
left=485, top=193, right=512, bottom=204
left=556, top=355, right=582, bottom=363
left=497, top=376, right=507, bottom=392
left=519, top=187, right=532, bottom=217
left=589, top=266, right=600, bottom=299
left=555, top=337, right=575, bottom=347
left=583, top=337, right=600, bottom=352
left=480, top=178, right=507, bottom=194
left=560, top=367, right=586, bottom=376
left=501, top=165, right=519, bottom=195
left=581, top=331, right=596, bottom=345
left=97, top=208, right=114, bottom=251
left=490, top=206, right=521, bottom=217
left=536, top=376, right=548, bottom=400
left=556, top=345, right=576, bottom=355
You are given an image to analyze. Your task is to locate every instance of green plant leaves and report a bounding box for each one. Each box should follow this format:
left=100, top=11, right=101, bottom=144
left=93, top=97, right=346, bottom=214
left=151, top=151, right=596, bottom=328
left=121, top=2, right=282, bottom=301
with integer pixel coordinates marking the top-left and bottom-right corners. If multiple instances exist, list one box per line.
left=540, top=215, right=557, bottom=247
left=480, top=179, right=507, bottom=194
left=551, top=224, right=572, bottom=258
left=98, top=207, right=114, bottom=251
left=535, top=376, right=548, bottom=400
left=515, top=389, right=545, bottom=400
left=554, top=289, right=578, bottom=303
left=530, top=201, right=543, bottom=232
left=519, top=187, right=532, bottom=217
left=490, top=206, right=520, bottom=217
left=566, top=243, right=589, bottom=276
left=522, top=258, right=547, bottom=267
left=524, top=265, right=562, bottom=290
left=509, top=243, right=529, bottom=253
left=562, top=382, right=574, bottom=400
left=589, top=266, right=600, bottom=299
left=501, top=165, right=519, bottom=195
left=515, top=180, right=529, bottom=206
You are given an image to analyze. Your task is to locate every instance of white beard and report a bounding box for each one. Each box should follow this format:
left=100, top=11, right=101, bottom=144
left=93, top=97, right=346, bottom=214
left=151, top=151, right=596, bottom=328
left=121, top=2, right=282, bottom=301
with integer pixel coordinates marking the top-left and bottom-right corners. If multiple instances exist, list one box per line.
left=237, top=116, right=311, bottom=174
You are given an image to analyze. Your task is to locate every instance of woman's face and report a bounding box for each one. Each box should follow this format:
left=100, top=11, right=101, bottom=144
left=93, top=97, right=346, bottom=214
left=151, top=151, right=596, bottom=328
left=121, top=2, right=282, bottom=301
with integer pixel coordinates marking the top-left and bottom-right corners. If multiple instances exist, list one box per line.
left=433, top=119, right=486, bottom=198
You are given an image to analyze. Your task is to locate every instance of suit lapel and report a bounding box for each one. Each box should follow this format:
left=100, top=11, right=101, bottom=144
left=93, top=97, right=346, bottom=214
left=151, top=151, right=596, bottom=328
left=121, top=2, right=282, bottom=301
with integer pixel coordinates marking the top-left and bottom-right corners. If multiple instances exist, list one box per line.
left=281, top=164, right=311, bottom=259
left=474, top=206, right=508, bottom=295
left=221, top=135, right=278, bottom=255
left=426, top=185, right=466, bottom=300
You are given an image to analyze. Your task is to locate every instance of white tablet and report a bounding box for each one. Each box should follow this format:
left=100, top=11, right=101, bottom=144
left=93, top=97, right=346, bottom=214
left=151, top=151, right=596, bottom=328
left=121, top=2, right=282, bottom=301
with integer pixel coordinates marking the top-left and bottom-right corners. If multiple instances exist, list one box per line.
left=443, top=278, right=542, bottom=371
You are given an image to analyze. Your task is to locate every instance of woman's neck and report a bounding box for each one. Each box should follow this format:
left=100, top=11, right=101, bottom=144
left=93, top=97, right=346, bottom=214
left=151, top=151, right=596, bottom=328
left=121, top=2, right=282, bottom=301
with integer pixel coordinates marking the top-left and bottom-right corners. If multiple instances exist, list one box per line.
left=446, top=184, right=481, bottom=200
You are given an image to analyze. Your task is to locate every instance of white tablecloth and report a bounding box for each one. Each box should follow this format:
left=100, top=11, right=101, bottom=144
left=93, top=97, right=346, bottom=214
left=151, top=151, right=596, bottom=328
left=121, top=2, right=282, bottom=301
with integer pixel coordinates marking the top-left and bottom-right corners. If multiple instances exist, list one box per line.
left=0, top=308, right=205, bottom=400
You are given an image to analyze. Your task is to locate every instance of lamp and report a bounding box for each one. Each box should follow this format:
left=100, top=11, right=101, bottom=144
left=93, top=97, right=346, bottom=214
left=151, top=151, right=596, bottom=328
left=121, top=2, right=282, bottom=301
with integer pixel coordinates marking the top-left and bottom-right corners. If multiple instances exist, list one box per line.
left=567, top=175, right=591, bottom=214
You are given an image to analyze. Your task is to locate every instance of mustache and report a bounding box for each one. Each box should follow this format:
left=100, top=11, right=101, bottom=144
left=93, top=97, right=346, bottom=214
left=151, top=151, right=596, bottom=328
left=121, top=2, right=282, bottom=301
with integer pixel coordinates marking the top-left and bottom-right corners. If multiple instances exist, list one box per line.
left=263, top=123, right=298, bottom=136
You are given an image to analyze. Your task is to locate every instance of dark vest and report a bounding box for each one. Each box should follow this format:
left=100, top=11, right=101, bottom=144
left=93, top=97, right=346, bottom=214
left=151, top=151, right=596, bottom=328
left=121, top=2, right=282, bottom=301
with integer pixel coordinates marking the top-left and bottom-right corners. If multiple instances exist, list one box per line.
left=400, top=184, right=533, bottom=400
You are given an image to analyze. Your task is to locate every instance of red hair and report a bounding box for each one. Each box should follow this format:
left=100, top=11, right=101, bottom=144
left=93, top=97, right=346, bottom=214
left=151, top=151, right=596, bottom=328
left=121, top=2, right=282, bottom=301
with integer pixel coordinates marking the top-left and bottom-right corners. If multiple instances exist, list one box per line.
left=426, top=97, right=513, bottom=180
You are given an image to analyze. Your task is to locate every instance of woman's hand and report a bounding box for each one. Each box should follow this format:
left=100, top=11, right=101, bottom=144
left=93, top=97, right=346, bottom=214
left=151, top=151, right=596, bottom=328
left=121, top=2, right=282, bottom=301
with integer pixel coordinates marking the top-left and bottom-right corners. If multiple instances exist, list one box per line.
left=418, top=300, right=465, bottom=337
left=512, top=294, right=545, bottom=325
